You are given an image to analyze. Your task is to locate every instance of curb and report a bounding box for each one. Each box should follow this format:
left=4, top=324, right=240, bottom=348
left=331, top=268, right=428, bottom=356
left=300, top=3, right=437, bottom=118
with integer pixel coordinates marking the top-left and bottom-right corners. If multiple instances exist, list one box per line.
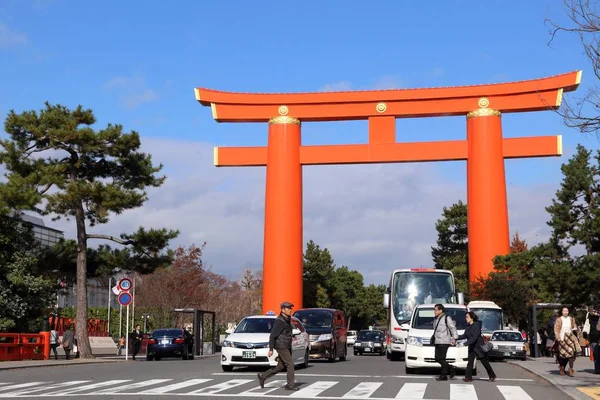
left=507, top=360, right=595, bottom=400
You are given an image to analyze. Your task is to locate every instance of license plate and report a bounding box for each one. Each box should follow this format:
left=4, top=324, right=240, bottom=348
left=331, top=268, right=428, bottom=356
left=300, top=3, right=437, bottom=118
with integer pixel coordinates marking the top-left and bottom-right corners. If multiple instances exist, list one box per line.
left=364, top=348, right=371, bottom=352
left=161, top=340, right=170, bottom=345
left=242, top=351, right=256, bottom=359
left=503, top=352, right=512, bottom=356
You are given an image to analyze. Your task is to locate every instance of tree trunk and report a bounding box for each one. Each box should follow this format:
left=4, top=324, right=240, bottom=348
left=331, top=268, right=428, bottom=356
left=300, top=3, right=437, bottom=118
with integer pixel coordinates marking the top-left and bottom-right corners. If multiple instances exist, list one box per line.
left=75, top=201, right=94, bottom=359
left=347, top=315, right=352, bottom=330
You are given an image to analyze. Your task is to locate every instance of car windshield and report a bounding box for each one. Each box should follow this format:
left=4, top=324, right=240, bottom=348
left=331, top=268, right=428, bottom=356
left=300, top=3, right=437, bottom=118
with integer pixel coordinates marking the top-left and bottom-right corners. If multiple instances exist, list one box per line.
left=348, top=331, right=357, bottom=336
left=411, top=308, right=468, bottom=330
left=470, top=309, right=503, bottom=334
left=153, top=329, right=182, bottom=337
left=357, top=331, right=383, bottom=341
left=491, top=332, right=523, bottom=342
left=293, top=310, right=333, bottom=329
left=234, top=318, right=275, bottom=334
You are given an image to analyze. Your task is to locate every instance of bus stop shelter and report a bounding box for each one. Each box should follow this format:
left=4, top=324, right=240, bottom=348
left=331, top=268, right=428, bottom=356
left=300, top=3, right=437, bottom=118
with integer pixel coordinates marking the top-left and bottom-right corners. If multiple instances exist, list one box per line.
left=529, top=302, right=564, bottom=358
left=174, top=309, right=217, bottom=356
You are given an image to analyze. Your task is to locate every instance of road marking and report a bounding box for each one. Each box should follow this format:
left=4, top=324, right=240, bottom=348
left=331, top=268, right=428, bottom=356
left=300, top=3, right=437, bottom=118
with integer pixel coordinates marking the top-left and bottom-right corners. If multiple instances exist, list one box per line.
left=211, top=372, right=534, bottom=382
left=239, top=379, right=287, bottom=395
left=4, top=381, right=89, bottom=396
left=497, top=385, right=534, bottom=400
left=450, top=384, right=477, bottom=400
left=188, top=379, right=253, bottom=394
left=96, top=379, right=173, bottom=393
left=138, top=379, right=213, bottom=394
left=577, top=386, right=600, bottom=400
left=44, top=380, right=131, bottom=395
left=342, top=382, right=382, bottom=398
left=290, top=381, right=338, bottom=397
left=396, top=382, right=427, bottom=398
left=0, top=383, right=49, bottom=392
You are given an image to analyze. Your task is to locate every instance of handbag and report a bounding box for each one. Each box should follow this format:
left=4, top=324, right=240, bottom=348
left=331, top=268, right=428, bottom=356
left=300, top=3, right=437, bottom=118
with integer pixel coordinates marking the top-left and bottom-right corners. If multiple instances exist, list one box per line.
left=480, top=335, right=493, bottom=353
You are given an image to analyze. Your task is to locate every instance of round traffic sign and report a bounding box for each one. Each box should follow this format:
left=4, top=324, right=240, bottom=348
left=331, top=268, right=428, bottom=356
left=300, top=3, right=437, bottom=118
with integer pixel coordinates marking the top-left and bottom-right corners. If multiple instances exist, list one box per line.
left=118, top=292, right=132, bottom=306
left=118, top=278, right=132, bottom=292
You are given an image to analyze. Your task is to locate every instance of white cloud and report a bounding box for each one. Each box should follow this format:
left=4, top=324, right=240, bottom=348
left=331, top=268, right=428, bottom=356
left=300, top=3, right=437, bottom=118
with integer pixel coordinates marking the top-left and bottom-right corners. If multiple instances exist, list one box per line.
left=0, top=23, right=27, bottom=49
left=373, top=75, right=403, bottom=89
left=319, top=81, right=352, bottom=92
left=36, top=137, right=558, bottom=285
left=103, top=74, right=159, bottom=109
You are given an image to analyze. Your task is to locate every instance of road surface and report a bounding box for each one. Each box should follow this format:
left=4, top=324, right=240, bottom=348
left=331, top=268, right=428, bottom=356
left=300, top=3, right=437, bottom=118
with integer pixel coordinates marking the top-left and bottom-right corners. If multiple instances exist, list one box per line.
left=0, top=351, right=570, bottom=399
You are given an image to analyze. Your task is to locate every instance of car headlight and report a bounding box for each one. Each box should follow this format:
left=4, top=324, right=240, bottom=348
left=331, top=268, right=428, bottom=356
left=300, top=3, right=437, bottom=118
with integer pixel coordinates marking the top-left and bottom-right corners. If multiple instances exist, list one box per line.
left=355, top=342, right=361, bottom=346
left=222, top=340, right=233, bottom=347
left=374, top=343, right=382, bottom=347
left=407, top=336, right=423, bottom=347
left=317, top=334, right=332, bottom=342
left=392, top=336, right=405, bottom=344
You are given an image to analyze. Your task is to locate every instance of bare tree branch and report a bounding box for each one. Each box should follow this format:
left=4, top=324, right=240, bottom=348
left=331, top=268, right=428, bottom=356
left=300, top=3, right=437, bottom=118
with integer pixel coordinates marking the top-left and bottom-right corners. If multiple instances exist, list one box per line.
left=86, top=233, right=135, bottom=246
left=545, top=0, right=600, bottom=136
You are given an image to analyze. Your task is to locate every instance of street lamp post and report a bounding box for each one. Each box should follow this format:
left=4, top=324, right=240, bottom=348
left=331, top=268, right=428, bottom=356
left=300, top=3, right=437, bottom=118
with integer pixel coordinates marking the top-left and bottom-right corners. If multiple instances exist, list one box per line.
left=142, top=313, right=150, bottom=333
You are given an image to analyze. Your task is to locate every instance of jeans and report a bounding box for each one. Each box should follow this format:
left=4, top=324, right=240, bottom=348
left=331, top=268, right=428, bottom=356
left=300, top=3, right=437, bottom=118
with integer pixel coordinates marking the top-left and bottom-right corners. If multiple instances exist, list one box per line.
left=592, top=342, right=600, bottom=373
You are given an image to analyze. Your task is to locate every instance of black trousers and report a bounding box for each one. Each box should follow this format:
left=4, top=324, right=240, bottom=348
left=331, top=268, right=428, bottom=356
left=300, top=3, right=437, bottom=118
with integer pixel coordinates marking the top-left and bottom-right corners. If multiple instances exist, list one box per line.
left=465, top=350, right=496, bottom=379
left=434, top=344, right=452, bottom=377
left=132, top=341, right=141, bottom=357
left=263, top=348, right=295, bottom=386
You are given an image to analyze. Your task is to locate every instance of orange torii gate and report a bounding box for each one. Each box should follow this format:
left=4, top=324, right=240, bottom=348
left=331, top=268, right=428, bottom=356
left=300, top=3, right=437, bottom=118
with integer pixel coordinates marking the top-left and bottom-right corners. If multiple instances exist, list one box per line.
left=195, top=70, right=581, bottom=314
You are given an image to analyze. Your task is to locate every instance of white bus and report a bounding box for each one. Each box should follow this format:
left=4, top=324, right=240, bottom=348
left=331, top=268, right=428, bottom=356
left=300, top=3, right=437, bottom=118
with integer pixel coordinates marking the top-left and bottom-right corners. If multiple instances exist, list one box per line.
left=383, top=268, right=464, bottom=361
left=467, top=300, right=504, bottom=339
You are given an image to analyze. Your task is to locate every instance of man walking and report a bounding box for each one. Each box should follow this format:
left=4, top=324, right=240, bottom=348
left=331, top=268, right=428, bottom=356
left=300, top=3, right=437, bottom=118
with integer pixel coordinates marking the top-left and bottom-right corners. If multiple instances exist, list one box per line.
left=257, top=302, right=299, bottom=391
left=433, top=304, right=458, bottom=381
left=132, top=325, right=143, bottom=360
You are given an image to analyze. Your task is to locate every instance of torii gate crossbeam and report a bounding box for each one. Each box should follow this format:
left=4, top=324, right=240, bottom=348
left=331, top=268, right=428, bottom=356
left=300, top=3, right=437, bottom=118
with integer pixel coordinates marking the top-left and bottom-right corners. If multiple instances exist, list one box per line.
left=195, top=70, right=581, bottom=314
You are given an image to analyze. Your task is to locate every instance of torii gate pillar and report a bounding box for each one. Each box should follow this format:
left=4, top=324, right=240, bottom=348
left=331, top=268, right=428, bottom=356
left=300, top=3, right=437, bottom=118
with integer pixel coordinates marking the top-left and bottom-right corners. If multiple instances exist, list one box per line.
left=262, top=117, right=303, bottom=314
left=195, top=70, right=581, bottom=313
left=467, top=107, right=510, bottom=285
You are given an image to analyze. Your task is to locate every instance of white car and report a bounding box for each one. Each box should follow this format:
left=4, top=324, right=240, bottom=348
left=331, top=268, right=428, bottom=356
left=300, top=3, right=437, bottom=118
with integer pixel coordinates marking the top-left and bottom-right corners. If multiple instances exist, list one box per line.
left=404, top=304, right=474, bottom=374
left=220, top=314, right=310, bottom=371
left=347, top=330, right=357, bottom=346
left=488, top=330, right=527, bottom=361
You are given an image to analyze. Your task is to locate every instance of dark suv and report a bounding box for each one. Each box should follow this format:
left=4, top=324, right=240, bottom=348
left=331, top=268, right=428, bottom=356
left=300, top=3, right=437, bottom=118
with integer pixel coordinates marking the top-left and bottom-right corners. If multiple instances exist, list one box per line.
left=354, top=329, right=386, bottom=356
left=293, top=308, right=347, bottom=362
left=146, top=328, right=195, bottom=361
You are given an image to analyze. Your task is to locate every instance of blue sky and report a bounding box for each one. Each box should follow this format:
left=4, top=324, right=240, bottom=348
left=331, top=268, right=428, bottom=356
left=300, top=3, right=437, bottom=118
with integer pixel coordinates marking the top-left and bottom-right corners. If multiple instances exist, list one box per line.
left=1, top=1, right=598, bottom=282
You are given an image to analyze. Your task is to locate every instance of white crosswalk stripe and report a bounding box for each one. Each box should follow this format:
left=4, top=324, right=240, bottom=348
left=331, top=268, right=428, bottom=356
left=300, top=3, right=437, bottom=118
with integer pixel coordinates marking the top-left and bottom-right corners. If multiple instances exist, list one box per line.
left=0, top=378, right=540, bottom=399
left=395, top=382, right=427, bottom=398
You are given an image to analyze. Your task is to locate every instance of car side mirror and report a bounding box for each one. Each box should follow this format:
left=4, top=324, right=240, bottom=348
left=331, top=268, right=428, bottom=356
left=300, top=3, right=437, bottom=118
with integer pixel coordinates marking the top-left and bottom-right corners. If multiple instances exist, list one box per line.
left=292, top=328, right=301, bottom=336
left=225, top=329, right=233, bottom=334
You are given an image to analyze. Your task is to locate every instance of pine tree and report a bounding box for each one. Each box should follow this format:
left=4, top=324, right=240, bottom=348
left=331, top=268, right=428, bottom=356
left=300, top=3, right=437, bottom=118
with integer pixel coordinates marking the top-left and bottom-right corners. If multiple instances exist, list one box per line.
left=431, top=201, right=469, bottom=296
left=0, top=103, right=178, bottom=357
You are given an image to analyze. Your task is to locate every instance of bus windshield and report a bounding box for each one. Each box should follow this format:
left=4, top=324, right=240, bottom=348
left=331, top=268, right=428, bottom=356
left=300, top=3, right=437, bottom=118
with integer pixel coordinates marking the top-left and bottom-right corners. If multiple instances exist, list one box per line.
left=470, top=309, right=503, bottom=334
left=392, top=271, right=455, bottom=325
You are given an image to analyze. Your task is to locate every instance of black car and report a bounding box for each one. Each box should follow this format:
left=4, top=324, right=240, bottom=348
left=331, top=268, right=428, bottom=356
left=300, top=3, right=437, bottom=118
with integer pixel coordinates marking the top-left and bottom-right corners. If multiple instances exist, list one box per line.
left=354, top=329, right=386, bottom=356
left=146, top=328, right=195, bottom=361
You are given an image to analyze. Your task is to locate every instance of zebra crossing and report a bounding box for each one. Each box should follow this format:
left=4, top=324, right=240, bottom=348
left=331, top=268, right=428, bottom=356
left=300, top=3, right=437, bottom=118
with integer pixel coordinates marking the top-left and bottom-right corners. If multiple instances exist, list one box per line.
left=0, top=377, right=538, bottom=398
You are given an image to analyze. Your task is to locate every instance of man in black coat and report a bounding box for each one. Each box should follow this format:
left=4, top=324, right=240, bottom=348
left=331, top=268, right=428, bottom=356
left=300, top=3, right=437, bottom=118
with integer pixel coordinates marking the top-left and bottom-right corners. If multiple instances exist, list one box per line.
left=257, top=302, right=299, bottom=391
left=131, top=325, right=143, bottom=360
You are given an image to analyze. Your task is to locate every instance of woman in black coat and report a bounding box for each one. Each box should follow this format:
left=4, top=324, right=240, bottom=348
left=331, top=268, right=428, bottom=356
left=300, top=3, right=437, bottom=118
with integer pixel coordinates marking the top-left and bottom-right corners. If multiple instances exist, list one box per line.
left=457, top=311, right=496, bottom=382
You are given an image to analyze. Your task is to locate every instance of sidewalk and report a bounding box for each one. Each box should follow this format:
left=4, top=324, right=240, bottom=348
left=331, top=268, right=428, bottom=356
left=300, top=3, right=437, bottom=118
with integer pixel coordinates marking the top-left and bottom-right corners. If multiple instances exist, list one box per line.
left=508, top=356, right=599, bottom=400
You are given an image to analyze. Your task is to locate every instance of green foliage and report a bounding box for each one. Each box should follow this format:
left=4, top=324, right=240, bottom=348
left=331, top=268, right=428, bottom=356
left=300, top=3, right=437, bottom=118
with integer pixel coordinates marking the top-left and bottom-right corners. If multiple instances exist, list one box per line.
left=303, top=240, right=335, bottom=308
left=0, top=215, right=56, bottom=332
left=301, top=241, right=387, bottom=329
left=431, top=200, right=469, bottom=297
left=0, top=103, right=178, bottom=357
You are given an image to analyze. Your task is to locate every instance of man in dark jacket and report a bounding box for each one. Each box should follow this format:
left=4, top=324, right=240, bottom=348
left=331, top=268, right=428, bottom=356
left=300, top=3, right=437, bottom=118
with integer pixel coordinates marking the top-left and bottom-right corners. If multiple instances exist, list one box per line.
left=257, top=302, right=299, bottom=391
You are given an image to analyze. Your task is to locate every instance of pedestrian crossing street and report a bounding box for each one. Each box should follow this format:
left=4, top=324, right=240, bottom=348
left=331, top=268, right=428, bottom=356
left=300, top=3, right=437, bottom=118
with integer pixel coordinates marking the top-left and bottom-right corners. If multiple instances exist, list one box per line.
left=0, top=377, right=539, bottom=399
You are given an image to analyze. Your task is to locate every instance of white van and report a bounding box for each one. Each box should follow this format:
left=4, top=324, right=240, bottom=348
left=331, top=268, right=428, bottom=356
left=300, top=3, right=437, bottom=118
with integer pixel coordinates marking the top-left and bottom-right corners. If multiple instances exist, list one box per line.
left=404, top=304, right=475, bottom=374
